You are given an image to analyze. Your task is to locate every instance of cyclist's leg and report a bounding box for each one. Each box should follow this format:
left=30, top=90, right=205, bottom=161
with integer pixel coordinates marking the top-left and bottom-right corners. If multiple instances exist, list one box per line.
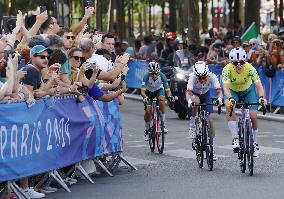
left=157, top=89, right=166, bottom=121
left=157, top=89, right=168, bottom=132
left=245, top=86, right=260, bottom=156
left=188, top=94, right=200, bottom=141
left=225, top=90, right=240, bottom=148
left=144, top=90, right=153, bottom=132
left=189, top=94, right=200, bottom=126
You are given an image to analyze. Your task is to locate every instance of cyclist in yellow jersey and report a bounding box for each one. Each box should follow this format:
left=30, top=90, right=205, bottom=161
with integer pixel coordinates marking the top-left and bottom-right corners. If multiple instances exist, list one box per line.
left=222, top=47, right=267, bottom=157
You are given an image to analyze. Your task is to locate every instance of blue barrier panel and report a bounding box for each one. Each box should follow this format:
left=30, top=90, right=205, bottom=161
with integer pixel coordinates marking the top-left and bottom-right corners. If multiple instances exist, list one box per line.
left=126, top=60, right=148, bottom=89
left=271, top=69, right=284, bottom=106
left=0, top=96, right=122, bottom=182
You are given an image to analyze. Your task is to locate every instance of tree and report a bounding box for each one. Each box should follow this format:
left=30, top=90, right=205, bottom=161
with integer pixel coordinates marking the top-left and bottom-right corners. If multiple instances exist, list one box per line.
left=245, top=0, right=260, bottom=28
left=116, top=0, right=126, bottom=39
left=169, top=0, right=176, bottom=32
left=280, top=0, right=283, bottom=26
left=234, top=0, right=240, bottom=25
left=188, top=0, right=200, bottom=44
left=227, top=0, right=233, bottom=25
left=96, top=0, right=103, bottom=31
left=161, top=0, right=165, bottom=29
left=274, top=0, right=278, bottom=21
left=201, top=0, right=208, bottom=31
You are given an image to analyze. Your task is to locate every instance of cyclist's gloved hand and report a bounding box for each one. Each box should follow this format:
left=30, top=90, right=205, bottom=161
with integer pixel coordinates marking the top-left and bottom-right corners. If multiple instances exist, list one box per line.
left=217, top=97, right=223, bottom=106
left=258, top=96, right=267, bottom=106
left=228, top=97, right=235, bottom=107
left=187, top=98, right=194, bottom=108
left=143, top=97, right=149, bottom=103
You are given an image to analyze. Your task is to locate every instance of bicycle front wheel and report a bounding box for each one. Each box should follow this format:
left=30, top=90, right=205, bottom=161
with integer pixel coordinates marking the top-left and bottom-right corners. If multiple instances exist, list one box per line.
left=156, top=113, right=165, bottom=154
left=206, top=143, right=213, bottom=171
left=195, top=135, right=204, bottom=168
left=149, top=128, right=155, bottom=152
left=247, top=127, right=254, bottom=176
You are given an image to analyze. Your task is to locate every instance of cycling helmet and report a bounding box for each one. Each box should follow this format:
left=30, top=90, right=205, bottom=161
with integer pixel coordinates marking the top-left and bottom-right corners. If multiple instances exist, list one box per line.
left=229, top=47, right=247, bottom=62
left=165, top=32, right=177, bottom=40
left=193, top=61, right=209, bottom=78
left=148, top=61, right=160, bottom=73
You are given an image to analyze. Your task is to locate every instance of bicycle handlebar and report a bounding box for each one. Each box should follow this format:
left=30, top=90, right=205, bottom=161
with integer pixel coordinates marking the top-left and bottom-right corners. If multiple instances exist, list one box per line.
left=192, top=100, right=222, bottom=115
left=229, top=102, right=267, bottom=117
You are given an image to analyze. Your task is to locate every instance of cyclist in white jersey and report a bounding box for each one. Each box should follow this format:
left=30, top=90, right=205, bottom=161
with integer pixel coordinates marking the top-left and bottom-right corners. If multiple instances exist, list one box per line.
left=186, top=61, right=223, bottom=160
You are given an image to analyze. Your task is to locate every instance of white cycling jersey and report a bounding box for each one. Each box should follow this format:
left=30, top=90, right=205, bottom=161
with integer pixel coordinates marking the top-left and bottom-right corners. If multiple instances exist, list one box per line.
left=186, top=72, right=221, bottom=95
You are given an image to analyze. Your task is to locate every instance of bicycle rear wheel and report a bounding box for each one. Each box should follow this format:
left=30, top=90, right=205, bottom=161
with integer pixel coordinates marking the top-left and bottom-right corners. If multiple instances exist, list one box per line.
left=238, top=120, right=246, bottom=173
left=149, top=128, right=155, bottom=152
left=195, top=135, right=204, bottom=168
left=156, top=112, right=165, bottom=154
left=247, top=127, right=254, bottom=176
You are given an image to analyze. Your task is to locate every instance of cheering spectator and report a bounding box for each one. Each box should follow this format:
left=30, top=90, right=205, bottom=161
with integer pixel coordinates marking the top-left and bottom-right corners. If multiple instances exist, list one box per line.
left=102, top=34, right=116, bottom=62
left=58, top=27, right=75, bottom=51
left=40, top=16, right=60, bottom=38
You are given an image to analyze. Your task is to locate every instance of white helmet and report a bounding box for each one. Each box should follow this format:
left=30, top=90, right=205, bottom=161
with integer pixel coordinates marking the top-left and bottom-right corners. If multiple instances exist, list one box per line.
left=193, top=61, right=209, bottom=78
left=148, top=61, right=160, bottom=72
left=229, top=47, right=247, bottom=62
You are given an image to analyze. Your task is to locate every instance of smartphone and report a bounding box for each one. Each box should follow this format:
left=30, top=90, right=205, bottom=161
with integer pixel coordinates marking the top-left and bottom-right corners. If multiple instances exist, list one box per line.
left=40, top=6, right=47, bottom=13
left=93, top=34, right=103, bottom=43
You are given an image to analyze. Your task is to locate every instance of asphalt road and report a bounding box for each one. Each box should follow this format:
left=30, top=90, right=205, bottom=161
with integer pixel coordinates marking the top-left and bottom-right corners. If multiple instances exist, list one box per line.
left=47, top=99, right=284, bottom=199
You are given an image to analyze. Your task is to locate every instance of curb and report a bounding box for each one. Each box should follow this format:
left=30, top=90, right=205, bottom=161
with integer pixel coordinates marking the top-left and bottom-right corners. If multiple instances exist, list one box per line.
left=125, top=94, right=284, bottom=123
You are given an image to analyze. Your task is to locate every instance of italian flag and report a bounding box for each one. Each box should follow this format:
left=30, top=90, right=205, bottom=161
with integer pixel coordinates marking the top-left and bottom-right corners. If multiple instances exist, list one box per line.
left=241, top=22, right=261, bottom=42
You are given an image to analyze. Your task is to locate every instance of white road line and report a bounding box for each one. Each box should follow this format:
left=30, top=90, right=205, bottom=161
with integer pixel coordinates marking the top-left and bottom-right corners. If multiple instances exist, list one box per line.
left=121, top=156, right=157, bottom=165
left=164, top=149, right=228, bottom=159
left=218, top=145, right=284, bottom=154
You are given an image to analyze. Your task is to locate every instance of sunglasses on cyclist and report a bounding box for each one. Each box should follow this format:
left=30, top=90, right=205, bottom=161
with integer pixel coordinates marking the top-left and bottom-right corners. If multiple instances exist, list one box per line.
left=72, top=56, right=85, bottom=62
left=197, top=76, right=208, bottom=80
left=35, top=55, right=50, bottom=60
left=232, top=60, right=245, bottom=66
left=66, top=36, right=75, bottom=40
left=150, top=72, right=159, bottom=76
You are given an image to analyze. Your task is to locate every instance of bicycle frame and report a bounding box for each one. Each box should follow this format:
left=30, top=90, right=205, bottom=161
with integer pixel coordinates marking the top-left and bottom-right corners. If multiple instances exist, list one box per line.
left=146, top=99, right=166, bottom=154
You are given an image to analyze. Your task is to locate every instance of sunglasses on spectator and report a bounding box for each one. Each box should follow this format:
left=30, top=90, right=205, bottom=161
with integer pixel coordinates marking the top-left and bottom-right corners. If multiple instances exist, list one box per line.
left=232, top=60, right=245, bottom=66
left=250, top=43, right=256, bottom=46
left=233, top=41, right=240, bottom=44
left=66, top=36, right=75, bottom=40
left=242, top=44, right=249, bottom=48
left=72, top=56, right=85, bottom=62
left=35, top=55, right=50, bottom=59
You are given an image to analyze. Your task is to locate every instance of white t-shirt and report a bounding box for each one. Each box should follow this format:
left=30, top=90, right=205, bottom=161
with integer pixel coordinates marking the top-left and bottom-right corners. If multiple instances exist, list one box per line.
left=186, top=72, right=221, bottom=95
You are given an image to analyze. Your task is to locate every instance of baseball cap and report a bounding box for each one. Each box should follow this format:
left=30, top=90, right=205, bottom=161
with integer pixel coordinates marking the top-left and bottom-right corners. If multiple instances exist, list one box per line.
left=30, top=45, right=52, bottom=58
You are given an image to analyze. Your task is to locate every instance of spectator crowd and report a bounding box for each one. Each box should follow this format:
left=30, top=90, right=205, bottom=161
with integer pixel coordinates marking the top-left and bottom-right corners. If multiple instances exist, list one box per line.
left=0, top=6, right=129, bottom=199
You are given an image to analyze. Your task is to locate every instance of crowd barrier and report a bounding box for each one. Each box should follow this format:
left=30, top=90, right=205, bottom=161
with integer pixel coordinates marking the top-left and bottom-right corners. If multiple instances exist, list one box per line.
left=0, top=96, right=123, bottom=183
left=126, top=60, right=284, bottom=107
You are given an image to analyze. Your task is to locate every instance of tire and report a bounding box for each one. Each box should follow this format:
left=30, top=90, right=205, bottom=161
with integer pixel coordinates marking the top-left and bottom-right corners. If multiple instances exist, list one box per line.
left=247, top=126, right=254, bottom=176
left=149, top=128, right=155, bottom=153
left=238, top=120, right=246, bottom=173
left=240, top=148, right=246, bottom=173
left=156, top=113, right=165, bottom=154
left=206, top=144, right=213, bottom=171
left=195, top=135, right=204, bottom=168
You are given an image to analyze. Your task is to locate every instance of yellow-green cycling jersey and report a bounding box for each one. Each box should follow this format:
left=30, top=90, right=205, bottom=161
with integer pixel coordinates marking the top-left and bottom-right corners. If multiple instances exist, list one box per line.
left=222, top=62, right=261, bottom=92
